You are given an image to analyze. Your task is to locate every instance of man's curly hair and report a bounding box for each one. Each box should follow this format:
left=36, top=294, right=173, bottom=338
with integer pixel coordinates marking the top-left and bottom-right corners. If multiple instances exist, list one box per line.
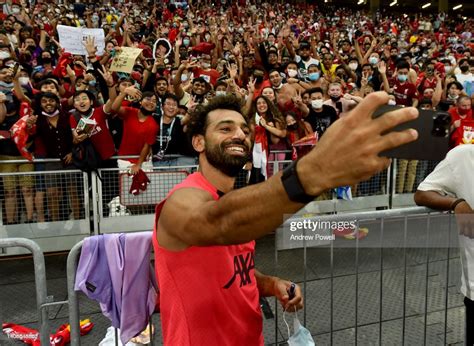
left=186, top=95, right=248, bottom=142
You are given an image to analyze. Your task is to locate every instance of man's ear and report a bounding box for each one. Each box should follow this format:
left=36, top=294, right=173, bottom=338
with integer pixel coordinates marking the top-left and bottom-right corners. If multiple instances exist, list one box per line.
left=192, top=134, right=205, bottom=153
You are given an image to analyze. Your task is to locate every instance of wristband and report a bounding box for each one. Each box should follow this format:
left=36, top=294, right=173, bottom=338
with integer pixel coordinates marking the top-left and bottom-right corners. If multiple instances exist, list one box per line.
left=280, top=159, right=315, bottom=204
left=451, top=198, right=466, bottom=211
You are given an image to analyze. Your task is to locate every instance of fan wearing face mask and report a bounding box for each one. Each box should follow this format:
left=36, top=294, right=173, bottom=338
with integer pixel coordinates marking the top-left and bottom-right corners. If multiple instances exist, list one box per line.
left=449, top=96, right=474, bottom=148
left=302, top=87, right=338, bottom=140
left=382, top=61, right=419, bottom=108
left=285, top=61, right=304, bottom=91
left=455, top=59, right=474, bottom=97
left=323, top=83, right=357, bottom=117
left=297, top=64, right=326, bottom=93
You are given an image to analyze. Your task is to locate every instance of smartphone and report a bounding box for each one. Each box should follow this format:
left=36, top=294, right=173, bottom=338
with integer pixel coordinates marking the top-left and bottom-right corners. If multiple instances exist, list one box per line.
left=11, top=62, right=20, bottom=77
left=372, top=105, right=450, bottom=161
left=288, top=283, right=296, bottom=300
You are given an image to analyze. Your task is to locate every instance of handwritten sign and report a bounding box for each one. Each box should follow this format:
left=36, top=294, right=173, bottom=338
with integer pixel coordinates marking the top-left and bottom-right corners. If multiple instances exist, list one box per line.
left=109, top=47, right=143, bottom=74
left=57, top=25, right=105, bottom=56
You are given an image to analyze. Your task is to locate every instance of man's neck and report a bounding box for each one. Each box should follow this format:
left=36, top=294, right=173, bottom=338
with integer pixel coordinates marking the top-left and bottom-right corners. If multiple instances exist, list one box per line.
left=162, top=114, right=175, bottom=124
left=199, top=158, right=235, bottom=194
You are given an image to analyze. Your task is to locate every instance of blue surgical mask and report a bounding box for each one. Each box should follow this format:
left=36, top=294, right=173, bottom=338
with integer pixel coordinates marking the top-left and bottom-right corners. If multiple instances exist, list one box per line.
left=284, top=311, right=315, bottom=346
left=308, top=72, right=320, bottom=81
left=89, top=80, right=96, bottom=87
left=397, top=74, right=408, bottom=82
left=369, top=56, right=378, bottom=65
left=183, top=39, right=190, bottom=46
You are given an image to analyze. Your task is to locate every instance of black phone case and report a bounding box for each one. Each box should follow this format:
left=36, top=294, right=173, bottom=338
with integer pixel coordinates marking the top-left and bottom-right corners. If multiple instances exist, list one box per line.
left=372, top=105, right=450, bottom=161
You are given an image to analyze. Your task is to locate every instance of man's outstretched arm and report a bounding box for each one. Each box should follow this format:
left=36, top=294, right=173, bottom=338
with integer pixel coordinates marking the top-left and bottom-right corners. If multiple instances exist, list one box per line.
left=158, top=92, right=419, bottom=249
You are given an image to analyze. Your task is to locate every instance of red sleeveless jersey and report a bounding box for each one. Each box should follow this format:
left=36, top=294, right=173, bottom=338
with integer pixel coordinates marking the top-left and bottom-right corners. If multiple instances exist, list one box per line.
left=153, top=172, right=264, bottom=346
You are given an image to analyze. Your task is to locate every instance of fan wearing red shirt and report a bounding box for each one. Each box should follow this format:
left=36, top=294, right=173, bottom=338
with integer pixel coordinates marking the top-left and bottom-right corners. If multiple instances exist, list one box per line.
left=194, top=54, right=220, bottom=86
left=392, top=61, right=419, bottom=107
left=449, top=96, right=474, bottom=147
left=111, top=87, right=159, bottom=174
left=416, top=62, right=438, bottom=94
left=70, top=90, right=116, bottom=162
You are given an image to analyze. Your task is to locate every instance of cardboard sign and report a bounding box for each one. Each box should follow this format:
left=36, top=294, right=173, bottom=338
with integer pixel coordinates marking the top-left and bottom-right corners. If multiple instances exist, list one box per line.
left=57, top=25, right=105, bottom=56
left=110, top=47, right=143, bottom=73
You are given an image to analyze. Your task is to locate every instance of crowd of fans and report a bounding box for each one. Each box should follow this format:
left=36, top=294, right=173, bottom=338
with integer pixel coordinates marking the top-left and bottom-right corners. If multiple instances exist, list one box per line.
left=0, top=0, right=473, bottom=225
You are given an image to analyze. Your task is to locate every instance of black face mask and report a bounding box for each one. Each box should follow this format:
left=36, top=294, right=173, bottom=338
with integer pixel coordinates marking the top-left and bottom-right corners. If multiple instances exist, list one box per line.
left=78, top=107, right=93, bottom=117
left=42, top=57, right=52, bottom=64
left=254, top=75, right=264, bottom=83
left=460, top=65, right=470, bottom=73
left=140, top=106, right=154, bottom=116
left=330, top=95, right=341, bottom=102
left=287, top=124, right=298, bottom=131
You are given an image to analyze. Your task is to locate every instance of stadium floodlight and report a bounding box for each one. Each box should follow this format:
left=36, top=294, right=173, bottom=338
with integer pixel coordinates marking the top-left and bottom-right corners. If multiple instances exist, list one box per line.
left=422, top=3, right=431, bottom=8
left=389, top=0, right=397, bottom=6
left=453, top=4, right=462, bottom=10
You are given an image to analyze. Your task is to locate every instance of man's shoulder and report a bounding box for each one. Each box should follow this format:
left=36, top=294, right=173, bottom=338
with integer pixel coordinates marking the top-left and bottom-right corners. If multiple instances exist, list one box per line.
left=447, top=144, right=474, bottom=162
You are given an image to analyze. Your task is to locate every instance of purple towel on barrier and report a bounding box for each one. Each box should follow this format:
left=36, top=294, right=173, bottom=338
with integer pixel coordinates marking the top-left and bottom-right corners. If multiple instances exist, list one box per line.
left=75, top=232, right=156, bottom=344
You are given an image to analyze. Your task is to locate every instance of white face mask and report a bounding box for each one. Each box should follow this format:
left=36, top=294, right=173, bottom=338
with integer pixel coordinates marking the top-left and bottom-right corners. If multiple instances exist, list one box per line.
left=215, top=90, right=226, bottom=97
left=18, top=77, right=30, bottom=85
left=273, top=83, right=283, bottom=90
left=12, top=7, right=21, bottom=14
left=287, top=69, right=298, bottom=78
left=0, top=51, right=11, bottom=60
left=311, top=99, right=323, bottom=109
left=349, top=63, right=358, bottom=71
left=42, top=109, right=59, bottom=118
left=388, top=99, right=396, bottom=106
left=445, top=66, right=453, bottom=74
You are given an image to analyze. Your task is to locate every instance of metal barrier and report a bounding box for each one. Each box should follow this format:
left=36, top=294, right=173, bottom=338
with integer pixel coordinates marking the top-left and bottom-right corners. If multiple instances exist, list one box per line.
left=66, top=240, right=83, bottom=346
left=392, top=159, right=440, bottom=208
left=0, top=238, right=50, bottom=345
left=92, top=164, right=198, bottom=234
left=0, top=161, right=91, bottom=255
left=270, top=158, right=391, bottom=214
left=274, top=207, right=464, bottom=345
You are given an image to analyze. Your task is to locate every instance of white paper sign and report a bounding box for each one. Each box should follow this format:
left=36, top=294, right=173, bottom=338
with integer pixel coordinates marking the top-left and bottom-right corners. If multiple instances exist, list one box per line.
left=57, top=25, right=105, bottom=56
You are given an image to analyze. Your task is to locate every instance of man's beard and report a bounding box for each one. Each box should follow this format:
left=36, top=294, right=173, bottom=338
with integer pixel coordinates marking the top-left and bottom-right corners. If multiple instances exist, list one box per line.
left=205, top=139, right=250, bottom=177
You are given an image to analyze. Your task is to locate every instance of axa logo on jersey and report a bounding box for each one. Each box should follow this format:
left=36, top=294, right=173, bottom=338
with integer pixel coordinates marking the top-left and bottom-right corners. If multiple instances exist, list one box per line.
left=223, top=251, right=255, bottom=289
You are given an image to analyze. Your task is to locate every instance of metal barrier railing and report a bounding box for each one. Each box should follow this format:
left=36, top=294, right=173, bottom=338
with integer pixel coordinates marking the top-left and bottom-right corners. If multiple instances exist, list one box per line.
left=0, top=238, right=50, bottom=345
left=274, top=207, right=463, bottom=345
left=66, top=240, right=83, bottom=346
left=92, top=163, right=198, bottom=234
